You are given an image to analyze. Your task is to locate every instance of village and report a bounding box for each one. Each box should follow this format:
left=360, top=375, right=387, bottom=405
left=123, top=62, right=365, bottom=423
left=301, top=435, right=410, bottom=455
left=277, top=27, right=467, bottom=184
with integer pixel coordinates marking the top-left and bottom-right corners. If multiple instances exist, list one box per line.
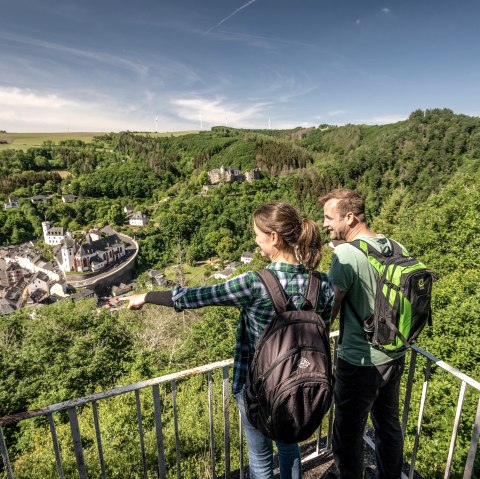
left=0, top=165, right=262, bottom=316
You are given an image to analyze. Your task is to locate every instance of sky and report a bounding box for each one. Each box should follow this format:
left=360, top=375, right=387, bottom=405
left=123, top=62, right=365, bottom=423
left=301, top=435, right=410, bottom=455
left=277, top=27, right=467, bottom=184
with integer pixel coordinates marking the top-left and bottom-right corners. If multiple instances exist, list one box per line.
left=1, top=0, right=480, bottom=133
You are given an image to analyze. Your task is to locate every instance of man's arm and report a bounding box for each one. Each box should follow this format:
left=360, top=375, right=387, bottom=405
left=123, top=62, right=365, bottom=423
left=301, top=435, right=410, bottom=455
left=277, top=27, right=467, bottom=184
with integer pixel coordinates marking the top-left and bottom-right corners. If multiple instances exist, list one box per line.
left=331, top=285, right=346, bottom=321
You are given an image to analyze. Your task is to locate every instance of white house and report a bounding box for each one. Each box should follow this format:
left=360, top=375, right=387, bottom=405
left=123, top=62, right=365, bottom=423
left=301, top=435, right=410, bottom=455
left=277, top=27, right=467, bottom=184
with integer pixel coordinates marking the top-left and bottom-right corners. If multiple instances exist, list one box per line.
left=129, top=211, right=149, bottom=227
left=42, top=221, right=68, bottom=246
left=4, top=197, right=19, bottom=209
left=28, top=271, right=51, bottom=295
left=240, top=252, right=255, bottom=264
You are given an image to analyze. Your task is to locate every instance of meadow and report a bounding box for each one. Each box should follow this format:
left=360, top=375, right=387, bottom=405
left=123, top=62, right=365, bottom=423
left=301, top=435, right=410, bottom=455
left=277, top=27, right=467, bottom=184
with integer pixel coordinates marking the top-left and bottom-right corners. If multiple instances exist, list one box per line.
left=0, top=130, right=199, bottom=150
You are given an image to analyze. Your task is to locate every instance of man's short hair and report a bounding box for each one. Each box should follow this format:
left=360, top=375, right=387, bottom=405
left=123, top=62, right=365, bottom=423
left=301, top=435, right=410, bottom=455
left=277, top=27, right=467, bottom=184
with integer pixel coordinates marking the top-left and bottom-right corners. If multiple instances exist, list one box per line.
left=319, top=189, right=366, bottom=223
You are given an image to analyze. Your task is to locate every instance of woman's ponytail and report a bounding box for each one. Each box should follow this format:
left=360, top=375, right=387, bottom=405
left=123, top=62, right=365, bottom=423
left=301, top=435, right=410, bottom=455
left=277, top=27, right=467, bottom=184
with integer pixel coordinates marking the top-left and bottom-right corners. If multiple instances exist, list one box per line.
left=296, top=218, right=322, bottom=270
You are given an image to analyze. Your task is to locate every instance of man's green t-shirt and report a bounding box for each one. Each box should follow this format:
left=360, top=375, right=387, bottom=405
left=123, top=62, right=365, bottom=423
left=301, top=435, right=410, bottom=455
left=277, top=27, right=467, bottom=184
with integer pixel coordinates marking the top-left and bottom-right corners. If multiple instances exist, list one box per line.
left=329, top=236, right=406, bottom=366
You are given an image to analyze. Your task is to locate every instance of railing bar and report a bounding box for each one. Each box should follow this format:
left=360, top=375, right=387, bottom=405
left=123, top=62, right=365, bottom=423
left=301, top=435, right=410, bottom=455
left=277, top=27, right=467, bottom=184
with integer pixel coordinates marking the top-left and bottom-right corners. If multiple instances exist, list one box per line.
left=0, top=359, right=235, bottom=426
left=48, top=413, right=65, bottom=479
left=239, top=410, right=244, bottom=479
left=409, top=359, right=432, bottom=479
left=135, top=390, right=148, bottom=479
left=444, top=381, right=467, bottom=479
left=0, top=425, right=14, bottom=479
left=92, top=401, right=106, bottom=479
left=411, top=345, right=480, bottom=390
left=208, top=371, right=216, bottom=479
left=402, top=349, right=417, bottom=437
left=463, top=395, right=480, bottom=479
left=152, top=385, right=167, bottom=479
left=68, top=407, right=88, bottom=479
left=171, top=380, right=182, bottom=479
left=222, top=366, right=231, bottom=479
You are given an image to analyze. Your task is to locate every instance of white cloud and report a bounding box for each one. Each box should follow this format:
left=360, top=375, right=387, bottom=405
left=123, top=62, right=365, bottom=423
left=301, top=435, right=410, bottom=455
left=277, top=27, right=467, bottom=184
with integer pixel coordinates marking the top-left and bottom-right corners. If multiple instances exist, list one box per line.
left=170, top=96, right=269, bottom=128
left=327, top=110, right=348, bottom=117
left=0, top=86, right=150, bottom=132
left=382, top=8, right=391, bottom=15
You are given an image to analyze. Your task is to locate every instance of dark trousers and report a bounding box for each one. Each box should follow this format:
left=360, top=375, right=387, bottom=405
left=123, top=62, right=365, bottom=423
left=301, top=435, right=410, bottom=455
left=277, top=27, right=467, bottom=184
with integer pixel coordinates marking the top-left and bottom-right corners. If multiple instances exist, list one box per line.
left=333, top=356, right=405, bottom=479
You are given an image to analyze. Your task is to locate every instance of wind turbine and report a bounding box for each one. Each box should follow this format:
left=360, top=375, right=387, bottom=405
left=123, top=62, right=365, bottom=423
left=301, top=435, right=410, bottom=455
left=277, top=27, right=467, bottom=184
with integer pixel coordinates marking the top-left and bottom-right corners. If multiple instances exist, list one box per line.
left=155, top=116, right=158, bottom=133
left=268, top=117, right=271, bottom=129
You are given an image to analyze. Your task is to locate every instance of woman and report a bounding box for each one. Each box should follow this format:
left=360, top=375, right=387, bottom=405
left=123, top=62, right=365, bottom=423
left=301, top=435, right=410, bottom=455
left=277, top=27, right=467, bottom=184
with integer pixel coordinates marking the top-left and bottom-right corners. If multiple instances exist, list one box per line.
left=124, top=201, right=334, bottom=479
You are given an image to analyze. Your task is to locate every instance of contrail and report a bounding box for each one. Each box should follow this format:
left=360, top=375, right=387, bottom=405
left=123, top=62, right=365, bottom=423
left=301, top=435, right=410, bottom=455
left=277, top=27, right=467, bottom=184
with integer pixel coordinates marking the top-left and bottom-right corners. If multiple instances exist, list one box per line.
left=205, top=0, right=258, bottom=34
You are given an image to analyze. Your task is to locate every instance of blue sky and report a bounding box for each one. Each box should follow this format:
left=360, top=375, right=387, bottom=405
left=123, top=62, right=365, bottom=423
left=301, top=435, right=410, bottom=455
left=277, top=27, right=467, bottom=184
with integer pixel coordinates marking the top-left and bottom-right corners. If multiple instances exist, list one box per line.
left=1, top=0, right=480, bottom=132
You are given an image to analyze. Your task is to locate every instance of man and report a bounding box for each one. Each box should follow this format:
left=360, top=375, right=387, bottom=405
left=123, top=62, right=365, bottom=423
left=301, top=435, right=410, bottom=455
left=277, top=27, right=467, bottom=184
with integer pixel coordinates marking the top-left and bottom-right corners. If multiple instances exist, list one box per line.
left=320, top=189, right=406, bottom=479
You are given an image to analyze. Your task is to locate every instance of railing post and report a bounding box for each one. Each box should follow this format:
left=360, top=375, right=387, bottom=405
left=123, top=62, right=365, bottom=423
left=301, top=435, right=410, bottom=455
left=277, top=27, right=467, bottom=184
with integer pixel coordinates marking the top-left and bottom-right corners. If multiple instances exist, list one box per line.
left=409, top=359, right=432, bottom=479
left=171, top=380, right=182, bottom=479
left=68, top=407, right=88, bottom=479
left=444, top=381, right=467, bottom=479
left=0, top=425, right=14, bottom=479
left=135, top=390, right=148, bottom=479
left=208, top=371, right=216, bottom=479
left=48, top=413, right=65, bottom=479
left=91, top=401, right=106, bottom=479
left=152, top=384, right=167, bottom=479
left=222, top=366, right=231, bottom=479
left=463, top=396, right=480, bottom=479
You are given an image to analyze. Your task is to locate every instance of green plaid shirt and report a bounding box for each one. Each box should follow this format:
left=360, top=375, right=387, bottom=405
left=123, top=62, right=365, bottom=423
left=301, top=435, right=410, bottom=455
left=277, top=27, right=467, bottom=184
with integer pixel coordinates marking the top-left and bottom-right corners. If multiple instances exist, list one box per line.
left=173, top=262, right=334, bottom=393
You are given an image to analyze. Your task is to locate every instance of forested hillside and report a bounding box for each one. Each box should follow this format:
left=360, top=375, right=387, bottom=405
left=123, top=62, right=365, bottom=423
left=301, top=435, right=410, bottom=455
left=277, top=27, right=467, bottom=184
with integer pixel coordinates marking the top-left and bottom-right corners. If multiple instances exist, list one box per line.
left=1, top=108, right=479, bottom=478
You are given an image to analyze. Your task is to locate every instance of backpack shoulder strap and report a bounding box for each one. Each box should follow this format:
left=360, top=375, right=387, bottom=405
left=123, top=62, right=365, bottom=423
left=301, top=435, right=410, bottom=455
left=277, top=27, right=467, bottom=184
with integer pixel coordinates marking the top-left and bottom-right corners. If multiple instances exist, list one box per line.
left=255, top=269, right=288, bottom=314
left=304, top=270, right=321, bottom=311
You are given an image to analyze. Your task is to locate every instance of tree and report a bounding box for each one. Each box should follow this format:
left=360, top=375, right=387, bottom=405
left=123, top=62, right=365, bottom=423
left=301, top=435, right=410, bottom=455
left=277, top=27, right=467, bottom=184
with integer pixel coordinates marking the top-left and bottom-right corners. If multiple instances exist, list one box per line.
left=106, top=204, right=126, bottom=226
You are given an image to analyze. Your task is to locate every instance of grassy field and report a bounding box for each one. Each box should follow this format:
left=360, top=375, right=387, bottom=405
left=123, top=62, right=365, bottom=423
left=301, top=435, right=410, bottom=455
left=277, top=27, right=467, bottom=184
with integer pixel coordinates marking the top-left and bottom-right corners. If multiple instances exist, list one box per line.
left=0, top=130, right=199, bottom=151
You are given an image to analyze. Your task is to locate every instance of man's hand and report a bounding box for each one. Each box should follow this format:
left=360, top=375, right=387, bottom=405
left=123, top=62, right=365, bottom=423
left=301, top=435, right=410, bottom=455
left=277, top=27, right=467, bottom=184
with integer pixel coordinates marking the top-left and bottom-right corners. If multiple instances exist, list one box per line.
left=119, top=293, right=147, bottom=310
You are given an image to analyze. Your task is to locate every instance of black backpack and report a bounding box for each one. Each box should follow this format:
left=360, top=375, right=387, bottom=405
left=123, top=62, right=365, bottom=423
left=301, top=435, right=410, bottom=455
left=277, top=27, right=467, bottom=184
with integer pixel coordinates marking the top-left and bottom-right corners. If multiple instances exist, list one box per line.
left=244, top=269, right=333, bottom=444
left=346, top=239, right=434, bottom=352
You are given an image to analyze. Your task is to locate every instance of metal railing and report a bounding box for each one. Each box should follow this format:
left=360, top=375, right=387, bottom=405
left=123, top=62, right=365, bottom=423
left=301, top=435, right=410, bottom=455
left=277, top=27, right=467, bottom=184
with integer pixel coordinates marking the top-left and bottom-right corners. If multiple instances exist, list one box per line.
left=1, top=334, right=479, bottom=479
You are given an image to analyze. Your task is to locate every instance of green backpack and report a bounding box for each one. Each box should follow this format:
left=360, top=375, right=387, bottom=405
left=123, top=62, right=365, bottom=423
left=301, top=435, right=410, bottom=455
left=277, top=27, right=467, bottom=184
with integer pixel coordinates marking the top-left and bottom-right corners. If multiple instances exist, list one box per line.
left=346, top=239, right=434, bottom=352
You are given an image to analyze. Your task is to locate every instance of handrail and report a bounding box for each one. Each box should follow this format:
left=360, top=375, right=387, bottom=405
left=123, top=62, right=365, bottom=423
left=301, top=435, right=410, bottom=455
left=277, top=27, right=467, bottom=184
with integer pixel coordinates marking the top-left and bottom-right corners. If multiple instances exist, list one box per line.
left=0, top=359, right=234, bottom=426
left=1, top=333, right=479, bottom=479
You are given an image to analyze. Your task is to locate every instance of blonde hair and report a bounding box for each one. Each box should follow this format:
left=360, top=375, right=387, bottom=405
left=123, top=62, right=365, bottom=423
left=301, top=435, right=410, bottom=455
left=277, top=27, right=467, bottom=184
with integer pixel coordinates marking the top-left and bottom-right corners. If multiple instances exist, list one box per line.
left=253, top=202, right=322, bottom=270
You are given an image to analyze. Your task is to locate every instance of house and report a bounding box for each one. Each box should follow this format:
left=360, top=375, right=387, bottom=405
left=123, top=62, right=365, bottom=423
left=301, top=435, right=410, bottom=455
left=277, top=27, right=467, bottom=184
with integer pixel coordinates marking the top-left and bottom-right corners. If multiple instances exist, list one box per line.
left=147, top=269, right=169, bottom=287
left=4, top=196, right=19, bottom=209
left=42, top=221, right=67, bottom=246
left=50, top=280, right=74, bottom=298
left=0, top=298, right=16, bottom=316
left=25, top=288, right=50, bottom=305
left=33, top=256, right=60, bottom=282
left=129, top=211, right=149, bottom=227
left=123, top=205, right=134, bottom=215
left=111, top=282, right=134, bottom=296
left=214, top=262, right=242, bottom=280
left=6, top=263, right=25, bottom=285
left=30, top=195, right=49, bottom=204
left=69, top=288, right=97, bottom=303
left=28, top=271, right=51, bottom=295
left=240, top=252, right=255, bottom=264
left=61, top=194, right=77, bottom=203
